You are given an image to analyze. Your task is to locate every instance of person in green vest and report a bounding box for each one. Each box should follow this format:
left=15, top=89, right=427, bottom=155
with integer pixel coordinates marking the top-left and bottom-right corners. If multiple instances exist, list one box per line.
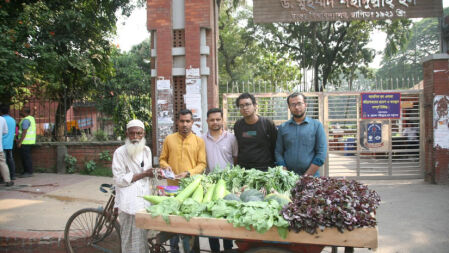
left=17, top=107, right=36, bottom=177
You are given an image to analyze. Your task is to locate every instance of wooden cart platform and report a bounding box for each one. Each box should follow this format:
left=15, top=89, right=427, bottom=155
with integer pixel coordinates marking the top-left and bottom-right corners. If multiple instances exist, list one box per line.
left=135, top=211, right=378, bottom=250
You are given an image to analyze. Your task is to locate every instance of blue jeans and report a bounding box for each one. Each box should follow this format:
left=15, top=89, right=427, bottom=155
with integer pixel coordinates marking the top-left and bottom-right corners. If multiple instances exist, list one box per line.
left=4, top=150, right=16, bottom=179
left=209, top=237, right=233, bottom=252
left=170, top=235, right=198, bottom=253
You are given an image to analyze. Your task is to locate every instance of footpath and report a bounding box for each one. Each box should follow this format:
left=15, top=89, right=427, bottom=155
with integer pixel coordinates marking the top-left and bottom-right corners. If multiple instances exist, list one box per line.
left=0, top=173, right=448, bottom=253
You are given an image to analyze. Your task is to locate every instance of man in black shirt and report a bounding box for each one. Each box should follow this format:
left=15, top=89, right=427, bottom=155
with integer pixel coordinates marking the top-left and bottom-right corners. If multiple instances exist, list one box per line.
left=233, top=93, right=277, bottom=171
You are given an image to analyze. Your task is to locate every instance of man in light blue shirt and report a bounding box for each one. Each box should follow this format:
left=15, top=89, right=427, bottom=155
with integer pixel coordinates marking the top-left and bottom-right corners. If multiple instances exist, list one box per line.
left=1, top=104, right=16, bottom=180
left=275, top=92, right=327, bottom=176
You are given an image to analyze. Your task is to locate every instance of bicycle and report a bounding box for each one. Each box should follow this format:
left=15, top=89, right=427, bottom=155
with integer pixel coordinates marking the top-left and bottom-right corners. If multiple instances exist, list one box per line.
left=64, top=183, right=121, bottom=253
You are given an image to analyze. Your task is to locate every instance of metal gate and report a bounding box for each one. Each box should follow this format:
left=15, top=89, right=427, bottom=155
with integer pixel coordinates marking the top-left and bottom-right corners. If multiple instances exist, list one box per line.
left=222, top=90, right=424, bottom=179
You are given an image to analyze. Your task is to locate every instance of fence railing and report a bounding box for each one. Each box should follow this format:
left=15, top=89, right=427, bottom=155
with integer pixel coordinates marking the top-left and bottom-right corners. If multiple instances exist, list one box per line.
left=222, top=76, right=422, bottom=93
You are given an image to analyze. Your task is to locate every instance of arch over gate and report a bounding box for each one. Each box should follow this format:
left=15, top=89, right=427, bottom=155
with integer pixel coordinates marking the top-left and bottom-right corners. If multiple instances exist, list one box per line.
left=223, top=89, right=424, bottom=180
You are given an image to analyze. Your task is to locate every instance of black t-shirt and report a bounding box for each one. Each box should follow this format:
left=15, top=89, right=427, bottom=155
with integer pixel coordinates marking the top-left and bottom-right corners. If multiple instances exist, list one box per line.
left=233, top=116, right=277, bottom=171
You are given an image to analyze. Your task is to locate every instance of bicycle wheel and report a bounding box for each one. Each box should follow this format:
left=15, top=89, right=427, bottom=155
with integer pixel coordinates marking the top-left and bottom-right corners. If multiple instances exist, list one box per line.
left=64, top=208, right=121, bottom=253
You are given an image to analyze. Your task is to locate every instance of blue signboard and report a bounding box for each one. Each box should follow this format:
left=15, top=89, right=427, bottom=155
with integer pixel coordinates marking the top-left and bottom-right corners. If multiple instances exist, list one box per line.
left=367, top=123, right=382, bottom=144
left=361, top=93, right=401, bottom=119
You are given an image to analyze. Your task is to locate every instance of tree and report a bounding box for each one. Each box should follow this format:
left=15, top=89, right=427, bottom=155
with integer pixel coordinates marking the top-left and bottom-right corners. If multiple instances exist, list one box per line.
left=218, top=2, right=301, bottom=93
left=95, top=40, right=152, bottom=139
left=376, top=7, right=449, bottom=82
left=257, top=18, right=411, bottom=92
left=0, top=0, right=142, bottom=140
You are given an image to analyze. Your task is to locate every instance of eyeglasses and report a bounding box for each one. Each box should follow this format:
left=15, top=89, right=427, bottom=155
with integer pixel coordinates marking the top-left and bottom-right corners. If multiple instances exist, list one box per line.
left=238, top=103, right=253, bottom=109
left=128, top=131, right=144, bottom=137
left=289, top=102, right=304, bottom=108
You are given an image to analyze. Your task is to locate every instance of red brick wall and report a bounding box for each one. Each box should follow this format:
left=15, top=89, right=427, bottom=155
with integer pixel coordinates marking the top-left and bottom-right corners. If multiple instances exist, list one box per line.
left=423, top=56, right=449, bottom=184
left=15, top=142, right=123, bottom=173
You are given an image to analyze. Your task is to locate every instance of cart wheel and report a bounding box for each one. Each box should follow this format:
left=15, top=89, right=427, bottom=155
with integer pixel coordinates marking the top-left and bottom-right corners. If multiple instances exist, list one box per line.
left=64, top=208, right=121, bottom=253
left=245, top=247, right=293, bottom=253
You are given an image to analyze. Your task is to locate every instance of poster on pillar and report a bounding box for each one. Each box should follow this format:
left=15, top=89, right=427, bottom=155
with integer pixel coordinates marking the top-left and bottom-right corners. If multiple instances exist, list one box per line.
left=433, top=95, right=449, bottom=149
left=185, top=67, right=202, bottom=135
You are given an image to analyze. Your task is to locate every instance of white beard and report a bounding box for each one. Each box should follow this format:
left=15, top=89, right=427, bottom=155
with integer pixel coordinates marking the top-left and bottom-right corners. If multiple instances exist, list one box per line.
left=125, top=138, right=146, bottom=160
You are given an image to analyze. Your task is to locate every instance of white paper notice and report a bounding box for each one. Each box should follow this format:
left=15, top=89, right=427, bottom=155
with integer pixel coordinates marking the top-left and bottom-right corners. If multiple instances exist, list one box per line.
left=157, top=79, right=171, bottom=90
left=186, top=79, right=201, bottom=94
left=186, top=68, right=200, bottom=79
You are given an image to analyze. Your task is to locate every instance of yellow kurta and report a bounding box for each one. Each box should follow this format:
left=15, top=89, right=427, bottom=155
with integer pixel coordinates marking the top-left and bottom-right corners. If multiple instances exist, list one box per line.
left=159, top=132, right=206, bottom=185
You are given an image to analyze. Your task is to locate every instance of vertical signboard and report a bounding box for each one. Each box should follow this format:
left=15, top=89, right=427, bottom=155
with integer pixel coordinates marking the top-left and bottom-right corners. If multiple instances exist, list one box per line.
left=433, top=95, right=449, bottom=149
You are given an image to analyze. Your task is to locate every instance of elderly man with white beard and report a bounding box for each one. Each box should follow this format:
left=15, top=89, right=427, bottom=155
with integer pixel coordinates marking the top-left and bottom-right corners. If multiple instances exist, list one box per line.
left=112, top=119, right=157, bottom=253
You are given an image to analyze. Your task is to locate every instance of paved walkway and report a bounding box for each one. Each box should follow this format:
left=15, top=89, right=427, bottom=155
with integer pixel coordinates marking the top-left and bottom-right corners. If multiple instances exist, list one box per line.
left=0, top=173, right=448, bottom=252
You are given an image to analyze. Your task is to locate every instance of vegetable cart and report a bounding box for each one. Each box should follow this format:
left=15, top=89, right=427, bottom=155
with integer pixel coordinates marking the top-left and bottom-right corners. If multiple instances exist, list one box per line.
left=135, top=211, right=378, bottom=253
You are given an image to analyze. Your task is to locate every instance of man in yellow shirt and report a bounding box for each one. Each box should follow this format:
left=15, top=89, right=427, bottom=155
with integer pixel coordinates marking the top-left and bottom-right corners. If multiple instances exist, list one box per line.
left=159, top=109, right=206, bottom=253
left=160, top=109, right=206, bottom=186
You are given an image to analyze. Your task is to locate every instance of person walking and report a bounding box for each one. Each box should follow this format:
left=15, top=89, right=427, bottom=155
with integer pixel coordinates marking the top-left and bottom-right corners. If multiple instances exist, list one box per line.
left=112, top=119, right=158, bottom=253
left=233, top=93, right=277, bottom=171
left=1, top=104, right=16, bottom=180
left=275, top=92, right=327, bottom=176
left=202, top=108, right=237, bottom=252
left=159, top=109, right=206, bottom=253
left=17, top=107, right=35, bottom=177
left=0, top=113, right=13, bottom=186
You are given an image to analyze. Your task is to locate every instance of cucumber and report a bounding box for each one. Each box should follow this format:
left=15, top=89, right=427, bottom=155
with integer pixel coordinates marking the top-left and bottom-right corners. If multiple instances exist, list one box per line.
left=192, top=185, right=204, bottom=203
left=213, top=179, right=227, bottom=201
left=175, top=175, right=203, bottom=202
left=143, top=195, right=170, bottom=205
left=203, top=184, right=216, bottom=203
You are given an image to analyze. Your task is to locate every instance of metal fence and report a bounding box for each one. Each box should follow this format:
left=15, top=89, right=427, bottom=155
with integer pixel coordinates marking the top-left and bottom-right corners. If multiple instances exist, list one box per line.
left=222, top=84, right=424, bottom=180
left=7, top=86, right=151, bottom=142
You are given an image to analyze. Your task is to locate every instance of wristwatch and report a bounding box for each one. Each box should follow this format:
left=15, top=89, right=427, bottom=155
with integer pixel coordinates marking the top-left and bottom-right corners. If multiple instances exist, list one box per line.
left=186, top=171, right=191, bottom=177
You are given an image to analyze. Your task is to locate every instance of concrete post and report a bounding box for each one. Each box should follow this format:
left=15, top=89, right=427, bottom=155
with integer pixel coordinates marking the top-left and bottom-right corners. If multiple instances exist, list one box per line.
left=56, top=144, right=67, bottom=174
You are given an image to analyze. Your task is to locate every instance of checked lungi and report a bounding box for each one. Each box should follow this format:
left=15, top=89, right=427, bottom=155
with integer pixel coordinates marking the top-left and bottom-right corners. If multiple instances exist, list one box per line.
left=119, top=212, right=149, bottom=253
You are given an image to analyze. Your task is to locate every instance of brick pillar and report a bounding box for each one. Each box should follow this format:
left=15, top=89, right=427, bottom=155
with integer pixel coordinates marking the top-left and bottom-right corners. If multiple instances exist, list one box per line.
left=423, top=54, right=449, bottom=184
left=147, top=0, right=219, bottom=158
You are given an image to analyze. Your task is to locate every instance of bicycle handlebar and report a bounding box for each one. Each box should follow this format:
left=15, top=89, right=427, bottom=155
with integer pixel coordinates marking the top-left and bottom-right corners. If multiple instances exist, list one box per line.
left=100, top=184, right=113, bottom=193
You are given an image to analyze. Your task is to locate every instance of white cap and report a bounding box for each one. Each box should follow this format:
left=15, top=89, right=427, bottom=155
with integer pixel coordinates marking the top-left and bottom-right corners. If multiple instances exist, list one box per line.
left=126, top=119, right=144, bottom=129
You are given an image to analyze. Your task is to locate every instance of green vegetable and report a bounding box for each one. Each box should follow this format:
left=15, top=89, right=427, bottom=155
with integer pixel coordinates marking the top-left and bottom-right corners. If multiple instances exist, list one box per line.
left=203, top=184, right=216, bottom=203
left=143, top=195, right=170, bottom=205
left=240, top=189, right=264, bottom=202
left=264, top=193, right=291, bottom=207
left=213, top=178, right=227, bottom=201
left=192, top=185, right=204, bottom=203
left=175, top=175, right=203, bottom=202
left=223, top=193, right=241, bottom=201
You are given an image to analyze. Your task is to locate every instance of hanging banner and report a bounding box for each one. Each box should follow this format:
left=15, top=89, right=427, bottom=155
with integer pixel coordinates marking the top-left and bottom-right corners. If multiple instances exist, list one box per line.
left=253, top=0, right=443, bottom=23
left=361, top=92, right=401, bottom=119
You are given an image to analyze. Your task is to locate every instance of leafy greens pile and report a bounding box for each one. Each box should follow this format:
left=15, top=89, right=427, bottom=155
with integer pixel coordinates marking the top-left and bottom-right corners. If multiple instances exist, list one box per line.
left=147, top=198, right=289, bottom=238
left=282, top=176, right=380, bottom=234
left=180, top=166, right=299, bottom=195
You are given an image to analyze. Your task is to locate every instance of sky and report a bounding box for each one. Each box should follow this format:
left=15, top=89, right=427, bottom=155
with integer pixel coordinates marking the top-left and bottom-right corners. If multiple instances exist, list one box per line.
left=114, top=0, right=449, bottom=66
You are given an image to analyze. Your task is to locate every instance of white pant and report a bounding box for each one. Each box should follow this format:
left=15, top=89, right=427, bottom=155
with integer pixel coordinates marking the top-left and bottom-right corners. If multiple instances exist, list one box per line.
left=0, top=152, right=11, bottom=182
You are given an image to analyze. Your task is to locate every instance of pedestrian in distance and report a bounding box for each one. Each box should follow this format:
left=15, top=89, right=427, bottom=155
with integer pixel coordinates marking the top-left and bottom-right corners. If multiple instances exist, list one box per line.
left=275, top=92, right=327, bottom=176
left=1, top=104, right=16, bottom=181
left=17, top=107, right=35, bottom=178
left=112, top=119, right=159, bottom=253
left=202, top=108, right=237, bottom=253
left=0, top=111, right=13, bottom=187
left=159, top=109, right=206, bottom=253
left=233, top=93, right=277, bottom=171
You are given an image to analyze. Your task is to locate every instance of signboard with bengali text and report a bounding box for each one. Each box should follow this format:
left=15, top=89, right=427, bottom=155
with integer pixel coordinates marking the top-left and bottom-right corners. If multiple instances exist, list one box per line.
left=253, top=0, right=443, bottom=23
left=361, top=92, right=401, bottom=119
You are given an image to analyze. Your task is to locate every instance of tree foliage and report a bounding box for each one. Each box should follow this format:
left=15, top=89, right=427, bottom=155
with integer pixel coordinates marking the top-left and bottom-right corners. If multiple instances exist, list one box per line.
left=218, top=2, right=301, bottom=92
left=0, top=0, right=142, bottom=140
left=377, top=7, right=449, bottom=81
left=257, top=19, right=410, bottom=91
left=95, top=40, right=152, bottom=140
